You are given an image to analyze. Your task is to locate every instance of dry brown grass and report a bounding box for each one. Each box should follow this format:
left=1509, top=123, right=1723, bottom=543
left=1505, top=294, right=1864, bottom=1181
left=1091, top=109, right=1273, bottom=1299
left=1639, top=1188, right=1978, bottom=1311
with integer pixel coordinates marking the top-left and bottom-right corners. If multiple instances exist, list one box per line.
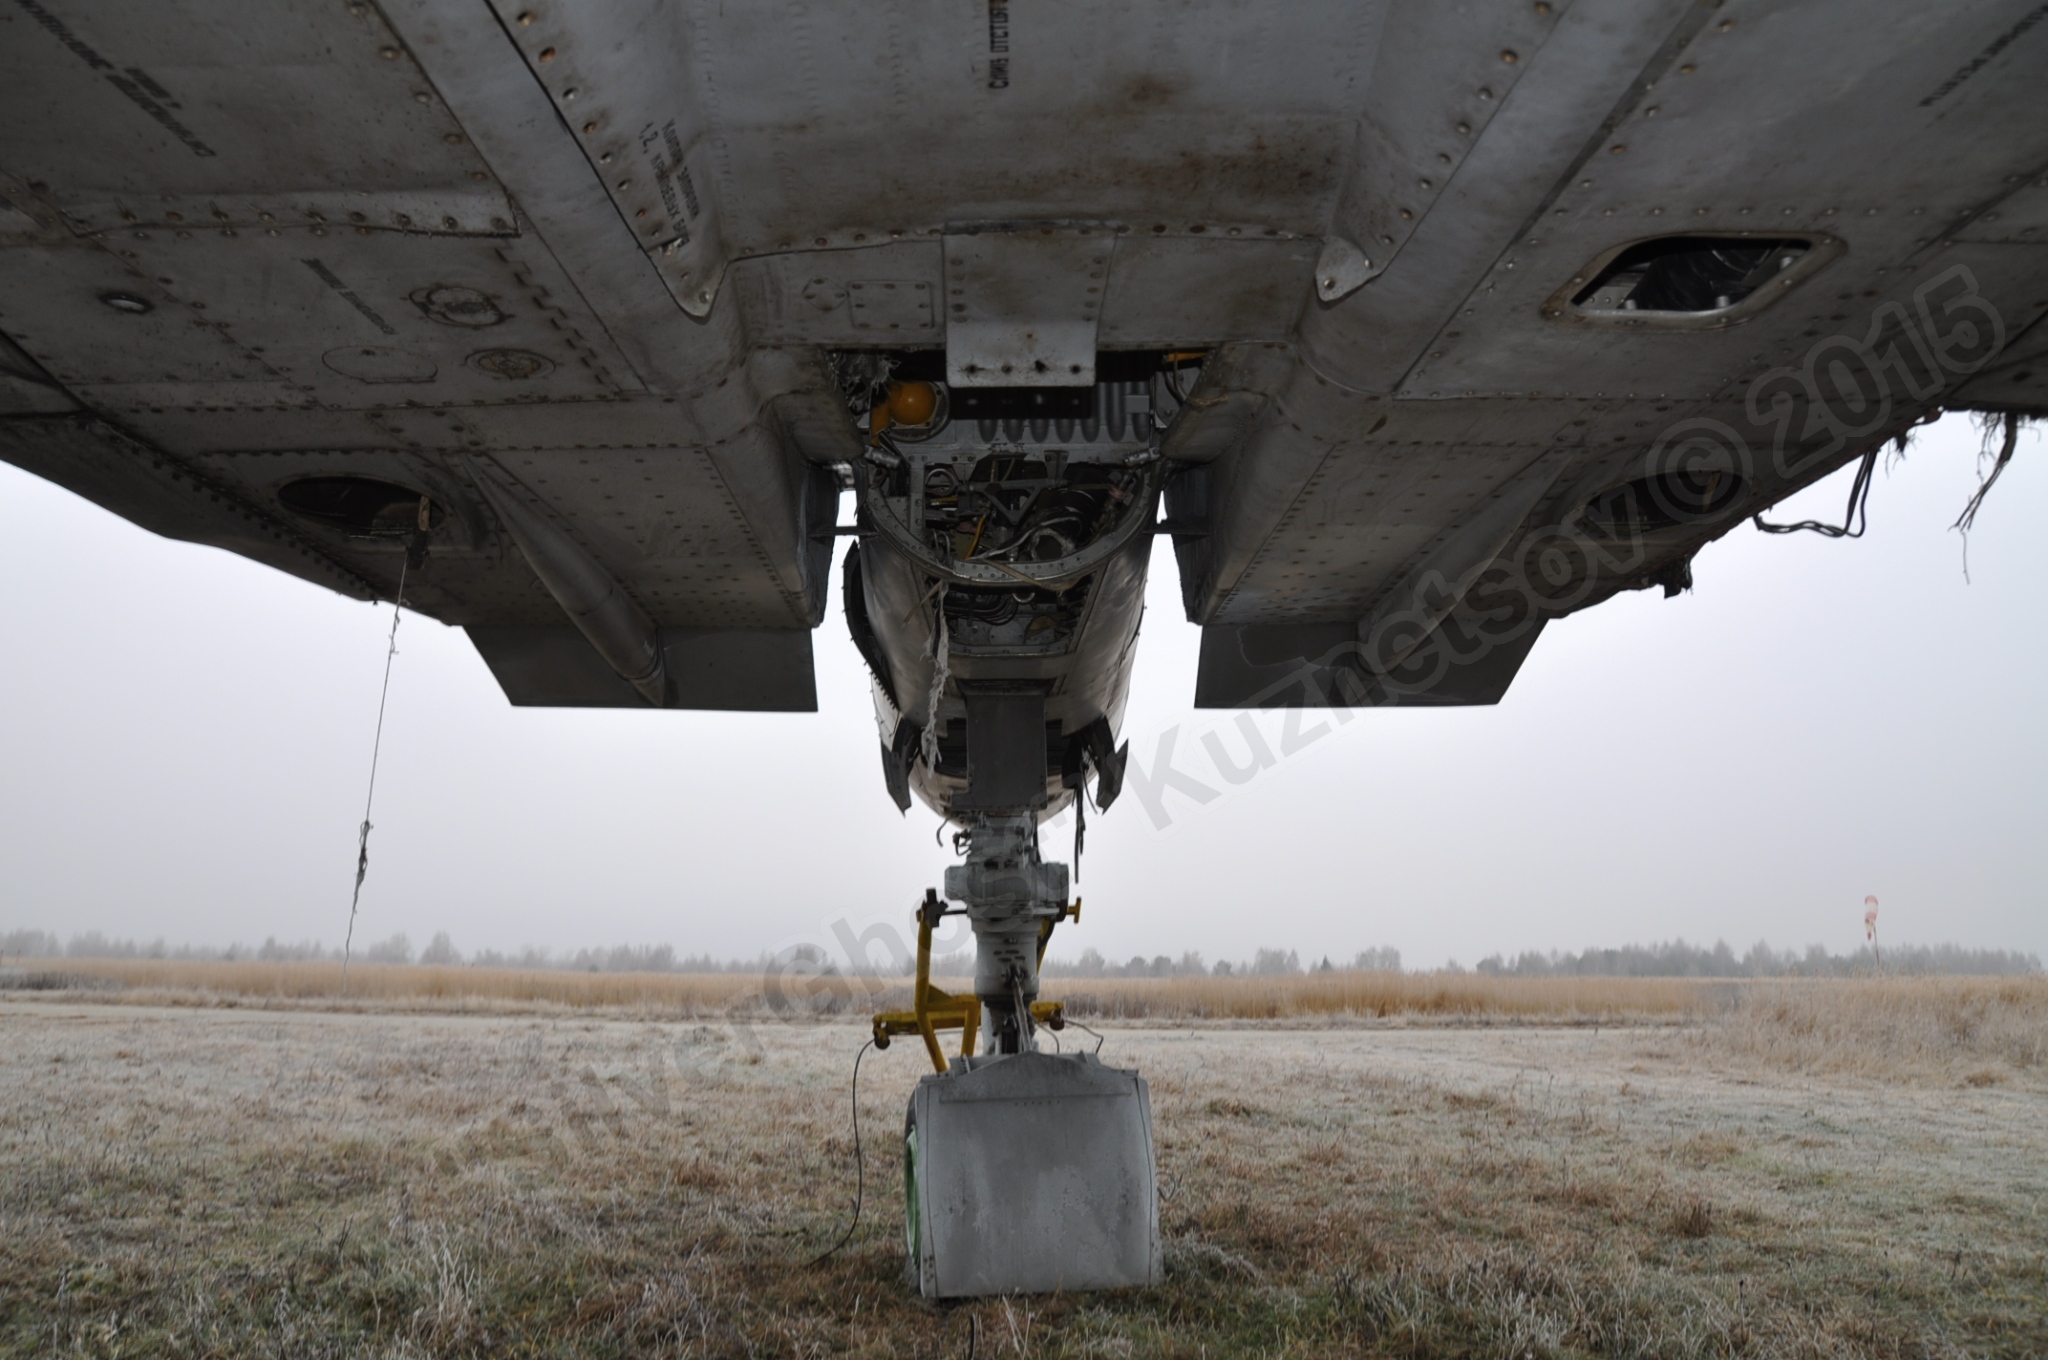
left=16, top=958, right=1747, bottom=1023
left=1049, top=971, right=1737, bottom=1022
left=1699, top=975, right=2048, bottom=1082
left=6, top=958, right=764, bottom=1012
left=23, top=961, right=2047, bottom=1079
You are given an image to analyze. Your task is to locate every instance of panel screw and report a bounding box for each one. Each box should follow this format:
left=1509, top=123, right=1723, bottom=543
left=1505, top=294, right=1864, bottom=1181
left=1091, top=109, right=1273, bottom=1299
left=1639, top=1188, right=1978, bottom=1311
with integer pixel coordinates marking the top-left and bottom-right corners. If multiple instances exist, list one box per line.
left=378, top=46, right=400, bottom=59
left=1500, top=50, right=1518, bottom=63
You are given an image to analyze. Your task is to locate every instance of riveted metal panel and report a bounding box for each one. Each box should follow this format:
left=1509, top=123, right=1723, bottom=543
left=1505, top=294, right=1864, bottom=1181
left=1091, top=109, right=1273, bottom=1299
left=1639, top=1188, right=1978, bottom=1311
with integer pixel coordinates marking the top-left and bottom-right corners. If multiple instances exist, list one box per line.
left=1955, top=179, right=2048, bottom=244
left=1413, top=242, right=2045, bottom=403
left=479, top=447, right=808, bottom=629
left=479, top=0, right=728, bottom=316
left=1949, top=310, right=2048, bottom=411
left=1097, top=236, right=1320, bottom=347
left=0, top=243, right=268, bottom=388
left=1215, top=437, right=1569, bottom=625
left=468, top=625, right=817, bottom=710
left=1399, top=0, right=2048, bottom=401
left=673, top=0, right=1376, bottom=247
left=0, top=0, right=512, bottom=229
left=97, top=228, right=634, bottom=411
left=1326, top=0, right=1566, bottom=290
left=1194, top=613, right=1547, bottom=708
left=944, top=226, right=1114, bottom=386
left=730, top=240, right=945, bottom=347
left=1298, top=0, right=1698, bottom=394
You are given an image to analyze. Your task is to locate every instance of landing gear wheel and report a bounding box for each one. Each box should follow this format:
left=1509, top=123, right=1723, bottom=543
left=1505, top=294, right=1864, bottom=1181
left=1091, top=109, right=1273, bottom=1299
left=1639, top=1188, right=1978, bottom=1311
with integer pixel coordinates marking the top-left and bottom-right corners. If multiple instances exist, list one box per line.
left=902, top=1052, right=1161, bottom=1297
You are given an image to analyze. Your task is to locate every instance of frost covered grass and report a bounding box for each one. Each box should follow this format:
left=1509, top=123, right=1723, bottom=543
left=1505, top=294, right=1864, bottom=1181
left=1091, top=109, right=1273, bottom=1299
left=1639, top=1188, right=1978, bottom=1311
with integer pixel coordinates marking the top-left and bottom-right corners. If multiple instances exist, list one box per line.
left=3, top=987, right=2044, bottom=1358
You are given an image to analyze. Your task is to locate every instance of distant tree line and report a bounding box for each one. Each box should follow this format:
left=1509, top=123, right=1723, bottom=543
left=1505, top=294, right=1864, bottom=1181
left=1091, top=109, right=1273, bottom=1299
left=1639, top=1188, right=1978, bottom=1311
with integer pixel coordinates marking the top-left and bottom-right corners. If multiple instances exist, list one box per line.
left=0, top=929, right=767, bottom=974
left=1470, top=938, right=2040, bottom=978
left=3, top=930, right=2036, bottom=977
left=1042, top=946, right=1405, bottom=978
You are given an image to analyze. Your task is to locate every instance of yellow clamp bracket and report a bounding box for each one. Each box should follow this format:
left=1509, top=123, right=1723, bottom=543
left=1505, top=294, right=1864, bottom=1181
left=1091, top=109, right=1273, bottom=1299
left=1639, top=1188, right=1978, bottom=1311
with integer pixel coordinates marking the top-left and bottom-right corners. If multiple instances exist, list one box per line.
left=871, top=891, right=982, bottom=1074
left=1027, top=899, right=1078, bottom=1032
left=875, top=895, right=1081, bottom=1072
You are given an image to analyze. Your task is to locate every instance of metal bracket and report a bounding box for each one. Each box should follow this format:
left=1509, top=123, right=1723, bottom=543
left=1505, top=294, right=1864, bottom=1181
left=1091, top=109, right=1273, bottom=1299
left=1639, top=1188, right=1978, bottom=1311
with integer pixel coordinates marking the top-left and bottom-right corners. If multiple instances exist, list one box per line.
left=943, top=225, right=1116, bottom=387
left=1313, top=235, right=1378, bottom=302
left=874, top=889, right=1081, bottom=1070
left=873, top=894, right=984, bottom=1073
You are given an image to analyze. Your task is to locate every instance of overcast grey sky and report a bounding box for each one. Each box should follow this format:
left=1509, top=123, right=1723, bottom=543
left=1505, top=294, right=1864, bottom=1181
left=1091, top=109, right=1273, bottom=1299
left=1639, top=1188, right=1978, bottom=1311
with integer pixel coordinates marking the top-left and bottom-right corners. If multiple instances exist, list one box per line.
left=2, top=412, right=2042, bottom=969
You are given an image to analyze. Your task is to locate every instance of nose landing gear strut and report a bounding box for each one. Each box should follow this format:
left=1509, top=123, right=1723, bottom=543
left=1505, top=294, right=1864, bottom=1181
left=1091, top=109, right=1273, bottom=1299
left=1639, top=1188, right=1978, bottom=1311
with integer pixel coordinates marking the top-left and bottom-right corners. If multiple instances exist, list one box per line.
left=871, top=819, right=1160, bottom=1298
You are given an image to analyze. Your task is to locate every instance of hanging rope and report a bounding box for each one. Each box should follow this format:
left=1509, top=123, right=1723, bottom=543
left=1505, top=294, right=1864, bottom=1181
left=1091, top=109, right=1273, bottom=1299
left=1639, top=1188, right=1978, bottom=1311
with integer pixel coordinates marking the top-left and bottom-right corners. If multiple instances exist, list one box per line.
left=341, top=504, right=427, bottom=994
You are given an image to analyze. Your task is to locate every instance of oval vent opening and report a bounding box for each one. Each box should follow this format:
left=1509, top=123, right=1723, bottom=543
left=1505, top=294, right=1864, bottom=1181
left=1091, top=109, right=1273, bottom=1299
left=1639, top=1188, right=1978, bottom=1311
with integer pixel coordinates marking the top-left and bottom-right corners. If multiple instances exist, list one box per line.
left=278, top=476, right=444, bottom=535
left=1583, top=469, right=1746, bottom=534
left=1571, top=236, right=1811, bottom=315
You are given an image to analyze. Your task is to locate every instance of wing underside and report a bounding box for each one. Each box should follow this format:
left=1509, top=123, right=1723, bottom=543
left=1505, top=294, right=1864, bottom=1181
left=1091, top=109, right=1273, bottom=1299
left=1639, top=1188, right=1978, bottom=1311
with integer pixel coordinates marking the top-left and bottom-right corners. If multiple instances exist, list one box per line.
left=1, top=0, right=2042, bottom=709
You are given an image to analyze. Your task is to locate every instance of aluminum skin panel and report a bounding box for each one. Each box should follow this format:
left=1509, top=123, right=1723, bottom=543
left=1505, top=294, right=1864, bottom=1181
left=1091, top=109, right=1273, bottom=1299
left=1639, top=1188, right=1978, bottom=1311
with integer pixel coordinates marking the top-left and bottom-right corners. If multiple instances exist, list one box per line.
left=467, top=625, right=817, bottom=711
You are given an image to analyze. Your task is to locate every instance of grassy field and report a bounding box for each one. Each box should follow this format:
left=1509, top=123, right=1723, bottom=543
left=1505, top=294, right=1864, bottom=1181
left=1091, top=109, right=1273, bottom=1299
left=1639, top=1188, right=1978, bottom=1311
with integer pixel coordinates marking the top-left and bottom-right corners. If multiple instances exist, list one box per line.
left=2, top=978, right=2043, bottom=1358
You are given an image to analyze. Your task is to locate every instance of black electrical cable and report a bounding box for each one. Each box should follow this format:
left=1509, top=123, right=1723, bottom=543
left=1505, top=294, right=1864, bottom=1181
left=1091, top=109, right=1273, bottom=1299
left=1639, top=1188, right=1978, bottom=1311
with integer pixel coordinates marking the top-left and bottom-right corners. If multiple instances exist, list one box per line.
left=1754, top=447, right=1878, bottom=538
left=807, top=1039, right=874, bottom=1267
left=1954, top=410, right=2021, bottom=537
